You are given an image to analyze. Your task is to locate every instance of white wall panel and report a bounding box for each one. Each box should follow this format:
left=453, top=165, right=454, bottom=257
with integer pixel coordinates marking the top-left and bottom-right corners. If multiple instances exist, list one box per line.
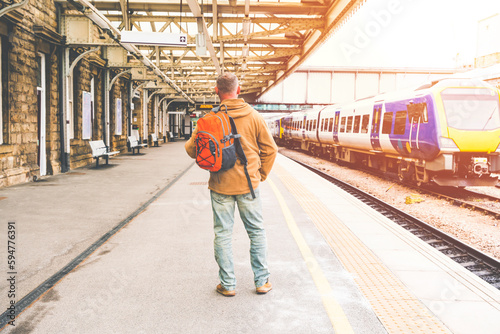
left=379, top=73, right=396, bottom=93
left=258, top=68, right=455, bottom=104
left=332, top=72, right=355, bottom=104
left=258, top=81, right=283, bottom=103
left=356, top=73, right=379, bottom=100
left=306, top=72, right=332, bottom=104
left=395, top=73, right=429, bottom=90
left=283, top=72, right=307, bottom=103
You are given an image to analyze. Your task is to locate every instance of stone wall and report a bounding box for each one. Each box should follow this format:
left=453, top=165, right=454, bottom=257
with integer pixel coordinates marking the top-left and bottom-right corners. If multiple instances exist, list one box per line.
left=0, top=4, right=163, bottom=188
left=0, top=0, right=60, bottom=187
left=109, top=72, right=130, bottom=153
left=69, top=58, right=131, bottom=169
left=131, top=91, right=142, bottom=142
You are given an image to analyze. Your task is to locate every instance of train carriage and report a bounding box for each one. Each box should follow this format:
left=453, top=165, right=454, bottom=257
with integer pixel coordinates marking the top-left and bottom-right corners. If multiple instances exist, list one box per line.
left=272, top=78, right=500, bottom=187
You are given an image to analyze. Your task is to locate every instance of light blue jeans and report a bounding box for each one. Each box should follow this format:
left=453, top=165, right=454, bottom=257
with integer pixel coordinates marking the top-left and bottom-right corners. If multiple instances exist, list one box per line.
left=210, top=188, right=270, bottom=291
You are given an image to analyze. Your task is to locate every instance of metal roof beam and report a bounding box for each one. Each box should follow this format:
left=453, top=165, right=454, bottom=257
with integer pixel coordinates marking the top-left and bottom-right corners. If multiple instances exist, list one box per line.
left=62, top=1, right=328, bottom=15
left=186, top=0, right=221, bottom=75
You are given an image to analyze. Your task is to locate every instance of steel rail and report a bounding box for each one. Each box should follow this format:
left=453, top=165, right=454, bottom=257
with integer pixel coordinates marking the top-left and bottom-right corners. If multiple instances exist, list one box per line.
left=286, top=155, right=500, bottom=289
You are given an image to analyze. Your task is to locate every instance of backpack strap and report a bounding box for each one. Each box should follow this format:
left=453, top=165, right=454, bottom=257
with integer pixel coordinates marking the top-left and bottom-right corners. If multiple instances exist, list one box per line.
left=229, top=116, right=256, bottom=199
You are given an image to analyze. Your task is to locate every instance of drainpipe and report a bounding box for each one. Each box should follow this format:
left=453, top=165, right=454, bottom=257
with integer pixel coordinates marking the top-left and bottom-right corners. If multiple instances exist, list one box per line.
left=128, top=80, right=132, bottom=136
left=56, top=4, right=69, bottom=172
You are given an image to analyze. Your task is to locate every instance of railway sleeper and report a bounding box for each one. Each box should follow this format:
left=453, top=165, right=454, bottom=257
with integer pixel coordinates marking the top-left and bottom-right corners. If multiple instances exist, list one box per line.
left=491, top=282, right=500, bottom=289
left=433, top=245, right=453, bottom=251
left=481, top=274, right=500, bottom=283
left=465, top=264, right=494, bottom=274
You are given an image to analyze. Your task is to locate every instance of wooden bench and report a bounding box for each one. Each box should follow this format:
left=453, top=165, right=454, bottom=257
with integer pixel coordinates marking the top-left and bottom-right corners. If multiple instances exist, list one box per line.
left=128, top=136, right=147, bottom=154
left=89, top=140, right=120, bottom=167
left=150, top=133, right=164, bottom=147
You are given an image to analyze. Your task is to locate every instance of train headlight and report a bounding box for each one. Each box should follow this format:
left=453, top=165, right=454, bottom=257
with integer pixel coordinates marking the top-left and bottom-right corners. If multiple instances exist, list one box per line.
left=440, top=137, right=460, bottom=152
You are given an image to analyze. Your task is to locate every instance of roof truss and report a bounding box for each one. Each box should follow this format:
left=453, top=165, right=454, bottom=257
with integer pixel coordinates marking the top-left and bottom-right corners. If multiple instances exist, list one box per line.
left=60, top=0, right=367, bottom=102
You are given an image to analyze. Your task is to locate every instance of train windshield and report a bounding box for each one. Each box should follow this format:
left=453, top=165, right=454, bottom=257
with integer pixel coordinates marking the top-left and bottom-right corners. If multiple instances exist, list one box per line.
left=441, top=88, right=500, bottom=130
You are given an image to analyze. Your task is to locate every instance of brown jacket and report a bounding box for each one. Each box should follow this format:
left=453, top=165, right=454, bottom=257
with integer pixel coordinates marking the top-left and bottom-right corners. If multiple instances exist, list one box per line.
left=185, top=98, right=278, bottom=195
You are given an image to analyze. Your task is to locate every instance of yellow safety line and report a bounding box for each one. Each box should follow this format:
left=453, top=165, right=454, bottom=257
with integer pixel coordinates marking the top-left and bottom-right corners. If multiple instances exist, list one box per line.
left=268, top=178, right=355, bottom=334
left=273, top=164, right=451, bottom=334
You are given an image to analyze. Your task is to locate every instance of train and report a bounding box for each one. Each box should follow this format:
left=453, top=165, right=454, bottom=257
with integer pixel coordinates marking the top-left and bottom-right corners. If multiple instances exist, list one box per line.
left=267, top=78, right=500, bottom=187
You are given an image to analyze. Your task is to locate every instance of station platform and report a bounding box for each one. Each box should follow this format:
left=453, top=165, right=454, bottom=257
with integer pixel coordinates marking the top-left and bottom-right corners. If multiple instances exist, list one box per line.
left=1, top=141, right=499, bottom=333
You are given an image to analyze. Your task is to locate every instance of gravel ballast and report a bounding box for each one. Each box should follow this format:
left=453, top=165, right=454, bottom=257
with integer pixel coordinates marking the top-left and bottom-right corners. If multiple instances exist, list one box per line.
left=279, top=148, right=500, bottom=261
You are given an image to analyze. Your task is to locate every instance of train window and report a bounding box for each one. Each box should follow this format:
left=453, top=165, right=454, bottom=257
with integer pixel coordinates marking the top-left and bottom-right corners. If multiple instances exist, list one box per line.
left=407, top=102, right=428, bottom=124
left=361, top=115, right=370, bottom=133
left=328, top=118, right=333, bottom=132
left=353, top=115, right=361, bottom=133
left=321, top=119, right=325, bottom=131
left=334, top=115, right=340, bottom=132
left=394, top=110, right=407, bottom=135
left=382, top=112, right=393, bottom=134
left=340, top=117, right=346, bottom=132
left=346, top=116, right=353, bottom=133
left=313, top=120, right=317, bottom=130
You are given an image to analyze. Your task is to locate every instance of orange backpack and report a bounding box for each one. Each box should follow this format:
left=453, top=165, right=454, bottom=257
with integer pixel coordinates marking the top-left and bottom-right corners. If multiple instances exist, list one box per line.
left=195, top=104, right=255, bottom=198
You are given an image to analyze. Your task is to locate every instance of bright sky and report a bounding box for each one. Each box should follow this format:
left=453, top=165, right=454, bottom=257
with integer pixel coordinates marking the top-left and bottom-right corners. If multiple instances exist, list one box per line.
left=303, top=0, right=500, bottom=69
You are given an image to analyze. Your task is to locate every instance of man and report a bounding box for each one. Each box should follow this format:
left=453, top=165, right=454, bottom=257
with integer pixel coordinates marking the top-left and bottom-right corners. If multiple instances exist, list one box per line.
left=185, top=72, right=278, bottom=297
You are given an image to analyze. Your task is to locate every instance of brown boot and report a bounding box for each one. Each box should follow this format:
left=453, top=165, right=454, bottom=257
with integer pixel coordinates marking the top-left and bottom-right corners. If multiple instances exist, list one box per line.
left=216, top=284, right=236, bottom=297
left=256, top=281, right=272, bottom=294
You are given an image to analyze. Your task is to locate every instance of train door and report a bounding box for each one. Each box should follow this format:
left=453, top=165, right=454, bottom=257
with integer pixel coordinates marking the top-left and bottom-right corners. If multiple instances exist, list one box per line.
left=409, top=107, right=419, bottom=151
left=316, top=109, right=322, bottom=142
left=333, top=111, right=340, bottom=144
left=407, top=101, right=427, bottom=153
left=370, top=103, right=383, bottom=151
left=302, top=115, right=306, bottom=139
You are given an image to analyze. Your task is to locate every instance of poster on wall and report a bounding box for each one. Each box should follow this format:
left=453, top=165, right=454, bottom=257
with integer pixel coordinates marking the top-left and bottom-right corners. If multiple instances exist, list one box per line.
left=116, top=98, right=122, bottom=135
left=82, top=91, right=92, bottom=139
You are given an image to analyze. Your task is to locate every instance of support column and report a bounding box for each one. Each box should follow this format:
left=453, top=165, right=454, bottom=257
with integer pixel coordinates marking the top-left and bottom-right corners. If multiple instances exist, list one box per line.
left=104, top=68, right=110, bottom=146
left=61, top=48, right=70, bottom=172
left=154, top=94, right=159, bottom=136
left=142, top=89, right=148, bottom=142
left=128, top=80, right=133, bottom=136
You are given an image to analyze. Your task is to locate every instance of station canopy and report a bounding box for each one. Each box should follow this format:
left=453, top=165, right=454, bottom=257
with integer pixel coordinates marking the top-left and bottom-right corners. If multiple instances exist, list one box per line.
left=59, top=0, right=368, bottom=103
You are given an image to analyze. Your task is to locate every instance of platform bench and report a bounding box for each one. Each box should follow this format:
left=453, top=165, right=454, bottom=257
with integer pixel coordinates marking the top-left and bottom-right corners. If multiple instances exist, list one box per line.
left=150, top=133, right=164, bottom=147
left=89, top=140, right=120, bottom=167
left=128, top=136, right=147, bottom=154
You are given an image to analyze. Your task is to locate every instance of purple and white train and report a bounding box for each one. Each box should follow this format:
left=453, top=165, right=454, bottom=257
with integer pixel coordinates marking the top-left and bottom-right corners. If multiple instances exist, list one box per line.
left=268, top=78, right=500, bottom=187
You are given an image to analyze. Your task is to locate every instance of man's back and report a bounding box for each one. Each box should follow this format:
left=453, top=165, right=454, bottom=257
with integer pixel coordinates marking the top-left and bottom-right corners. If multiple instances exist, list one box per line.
left=185, top=98, right=277, bottom=195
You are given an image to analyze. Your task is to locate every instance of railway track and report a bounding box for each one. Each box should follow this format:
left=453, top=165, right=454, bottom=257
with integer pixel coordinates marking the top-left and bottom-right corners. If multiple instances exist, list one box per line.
left=287, top=156, right=500, bottom=290
left=414, top=185, right=500, bottom=219
left=294, top=148, right=500, bottom=219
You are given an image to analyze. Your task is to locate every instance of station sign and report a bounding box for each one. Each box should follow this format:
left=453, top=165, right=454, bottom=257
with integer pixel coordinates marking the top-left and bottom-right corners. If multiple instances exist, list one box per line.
left=121, top=31, right=187, bottom=47
left=196, top=104, right=215, bottom=110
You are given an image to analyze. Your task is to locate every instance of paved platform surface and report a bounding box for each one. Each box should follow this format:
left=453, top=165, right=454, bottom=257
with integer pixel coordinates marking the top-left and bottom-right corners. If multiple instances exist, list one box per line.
left=0, top=141, right=499, bottom=333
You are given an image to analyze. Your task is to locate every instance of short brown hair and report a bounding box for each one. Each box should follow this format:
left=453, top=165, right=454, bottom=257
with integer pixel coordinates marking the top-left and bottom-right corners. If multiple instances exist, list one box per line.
left=216, top=72, right=239, bottom=94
